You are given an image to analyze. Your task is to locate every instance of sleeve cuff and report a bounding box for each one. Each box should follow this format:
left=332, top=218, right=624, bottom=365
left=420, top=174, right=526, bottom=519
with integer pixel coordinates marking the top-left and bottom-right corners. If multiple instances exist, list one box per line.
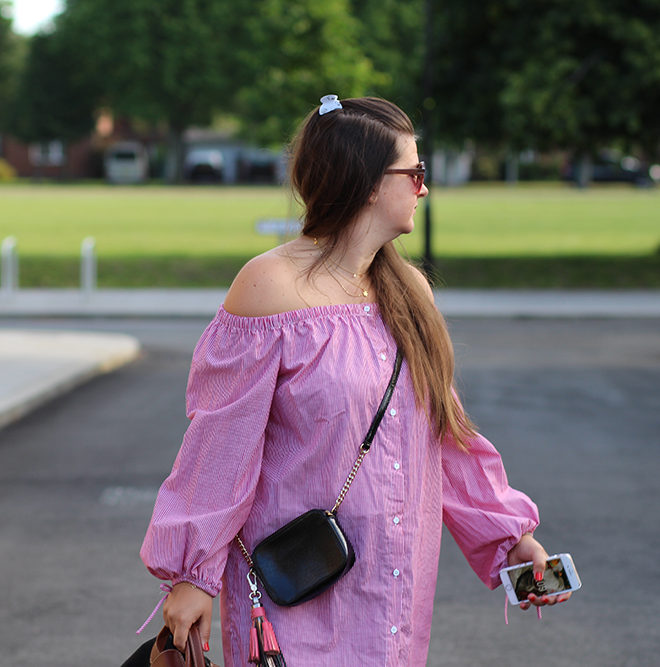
left=488, top=522, right=539, bottom=590
left=171, top=575, right=221, bottom=598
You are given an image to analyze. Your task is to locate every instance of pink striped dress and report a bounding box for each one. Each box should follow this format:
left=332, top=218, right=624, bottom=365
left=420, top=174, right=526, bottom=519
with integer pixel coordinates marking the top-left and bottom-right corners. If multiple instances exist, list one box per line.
left=141, top=303, right=539, bottom=666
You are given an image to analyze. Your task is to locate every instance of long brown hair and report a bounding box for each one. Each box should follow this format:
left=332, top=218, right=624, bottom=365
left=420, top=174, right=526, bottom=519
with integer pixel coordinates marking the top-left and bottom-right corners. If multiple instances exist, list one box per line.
left=290, top=97, right=475, bottom=447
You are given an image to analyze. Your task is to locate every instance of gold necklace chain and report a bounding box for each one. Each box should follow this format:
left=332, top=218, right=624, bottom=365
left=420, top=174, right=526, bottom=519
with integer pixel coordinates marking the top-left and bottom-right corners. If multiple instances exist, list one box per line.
left=327, top=257, right=366, bottom=280
left=313, top=237, right=369, bottom=298
left=326, top=267, right=370, bottom=299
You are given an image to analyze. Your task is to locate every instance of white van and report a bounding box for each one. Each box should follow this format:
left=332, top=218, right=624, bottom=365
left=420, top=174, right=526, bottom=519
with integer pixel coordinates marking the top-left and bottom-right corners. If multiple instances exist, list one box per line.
left=104, top=141, right=148, bottom=184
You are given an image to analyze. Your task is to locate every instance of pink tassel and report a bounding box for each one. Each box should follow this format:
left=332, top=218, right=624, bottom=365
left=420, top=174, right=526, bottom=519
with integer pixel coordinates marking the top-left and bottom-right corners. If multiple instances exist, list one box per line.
left=261, top=619, right=281, bottom=655
left=248, top=606, right=287, bottom=666
left=248, top=626, right=261, bottom=664
left=245, top=571, right=286, bottom=666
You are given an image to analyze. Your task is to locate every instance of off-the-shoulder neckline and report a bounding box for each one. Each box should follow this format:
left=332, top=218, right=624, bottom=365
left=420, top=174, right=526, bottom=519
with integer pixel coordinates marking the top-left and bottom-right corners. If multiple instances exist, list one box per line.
left=217, top=302, right=379, bottom=328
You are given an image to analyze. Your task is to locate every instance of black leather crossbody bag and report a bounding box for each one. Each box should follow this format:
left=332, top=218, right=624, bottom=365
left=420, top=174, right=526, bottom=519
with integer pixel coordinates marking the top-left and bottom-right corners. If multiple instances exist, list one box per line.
left=236, top=350, right=403, bottom=607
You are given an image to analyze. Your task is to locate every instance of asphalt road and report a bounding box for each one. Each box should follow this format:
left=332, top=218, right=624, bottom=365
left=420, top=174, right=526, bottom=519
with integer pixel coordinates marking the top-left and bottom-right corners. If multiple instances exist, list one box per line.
left=1, top=316, right=659, bottom=667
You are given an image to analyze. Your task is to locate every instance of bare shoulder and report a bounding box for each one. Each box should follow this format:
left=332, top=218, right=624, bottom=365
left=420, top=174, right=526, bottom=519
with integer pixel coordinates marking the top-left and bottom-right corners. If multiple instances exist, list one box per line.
left=406, top=264, right=435, bottom=302
left=223, top=246, right=305, bottom=317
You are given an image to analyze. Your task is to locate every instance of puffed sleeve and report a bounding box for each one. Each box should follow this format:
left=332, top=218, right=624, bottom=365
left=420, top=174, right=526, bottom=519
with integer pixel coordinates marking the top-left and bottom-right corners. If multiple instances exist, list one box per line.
left=140, top=311, right=282, bottom=596
left=441, top=431, right=540, bottom=590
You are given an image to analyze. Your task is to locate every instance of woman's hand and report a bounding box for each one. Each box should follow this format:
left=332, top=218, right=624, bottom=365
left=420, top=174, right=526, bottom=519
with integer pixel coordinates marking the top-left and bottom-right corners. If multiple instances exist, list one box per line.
left=162, top=582, right=213, bottom=652
left=507, top=533, right=572, bottom=610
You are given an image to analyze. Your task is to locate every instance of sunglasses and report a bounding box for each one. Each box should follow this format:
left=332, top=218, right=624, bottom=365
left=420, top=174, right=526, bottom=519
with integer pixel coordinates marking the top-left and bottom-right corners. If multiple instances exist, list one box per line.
left=384, top=161, right=426, bottom=194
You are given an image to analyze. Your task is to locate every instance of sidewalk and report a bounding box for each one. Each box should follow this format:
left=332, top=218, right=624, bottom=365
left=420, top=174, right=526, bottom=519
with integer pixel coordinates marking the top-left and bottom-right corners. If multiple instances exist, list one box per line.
left=1, top=287, right=659, bottom=318
left=1, top=288, right=658, bottom=430
left=0, top=328, right=140, bottom=429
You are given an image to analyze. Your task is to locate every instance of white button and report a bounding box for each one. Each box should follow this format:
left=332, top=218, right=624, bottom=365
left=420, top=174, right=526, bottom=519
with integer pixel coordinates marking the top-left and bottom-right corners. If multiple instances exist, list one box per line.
left=393, top=516, right=400, bottom=525
left=393, top=462, right=400, bottom=470
left=364, top=305, right=371, bottom=312
left=380, top=353, right=386, bottom=360
left=393, top=569, right=400, bottom=577
left=390, top=408, right=397, bottom=416
left=391, top=626, right=398, bottom=634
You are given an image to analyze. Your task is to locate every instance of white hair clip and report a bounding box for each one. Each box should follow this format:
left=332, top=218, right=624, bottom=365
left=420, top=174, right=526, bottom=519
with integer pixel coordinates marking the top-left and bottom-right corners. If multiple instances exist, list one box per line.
left=319, top=94, right=342, bottom=115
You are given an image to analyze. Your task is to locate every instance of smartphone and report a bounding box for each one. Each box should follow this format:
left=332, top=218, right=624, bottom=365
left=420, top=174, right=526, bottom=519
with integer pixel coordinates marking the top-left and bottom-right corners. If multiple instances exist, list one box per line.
left=500, top=553, right=581, bottom=605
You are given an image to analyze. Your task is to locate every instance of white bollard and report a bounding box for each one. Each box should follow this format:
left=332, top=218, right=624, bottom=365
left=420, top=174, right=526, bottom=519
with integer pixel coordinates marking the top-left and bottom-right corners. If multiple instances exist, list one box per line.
left=1, top=236, right=19, bottom=293
left=80, top=236, right=97, bottom=295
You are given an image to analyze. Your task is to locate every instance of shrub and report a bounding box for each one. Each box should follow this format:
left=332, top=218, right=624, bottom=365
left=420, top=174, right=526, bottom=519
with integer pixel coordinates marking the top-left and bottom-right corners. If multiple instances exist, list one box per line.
left=0, top=158, right=17, bottom=182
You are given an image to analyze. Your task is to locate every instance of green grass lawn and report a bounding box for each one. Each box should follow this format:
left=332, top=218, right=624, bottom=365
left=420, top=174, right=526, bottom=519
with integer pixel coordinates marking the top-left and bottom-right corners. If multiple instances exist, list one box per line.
left=1, top=182, right=659, bottom=287
left=0, top=184, right=298, bottom=257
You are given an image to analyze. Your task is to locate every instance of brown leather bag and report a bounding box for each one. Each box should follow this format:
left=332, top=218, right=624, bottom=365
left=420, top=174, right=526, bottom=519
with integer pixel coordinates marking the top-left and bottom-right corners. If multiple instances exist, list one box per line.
left=149, top=625, right=218, bottom=667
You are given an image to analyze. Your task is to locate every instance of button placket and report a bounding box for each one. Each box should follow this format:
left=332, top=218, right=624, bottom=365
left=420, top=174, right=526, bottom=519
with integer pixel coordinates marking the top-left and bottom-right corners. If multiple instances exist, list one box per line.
left=382, top=359, right=403, bottom=653
left=388, top=505, right=403, bottom=638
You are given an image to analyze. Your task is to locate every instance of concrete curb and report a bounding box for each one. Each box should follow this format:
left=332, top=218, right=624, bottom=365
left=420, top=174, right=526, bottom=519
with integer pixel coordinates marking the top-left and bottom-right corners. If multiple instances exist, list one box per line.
left=0, top=289, right=229, bottom=318
left=434, top=289, right=660, bottom=318
left=0, top=329, right=141, bottom=429
left=0, top=288, right=659, bottom=318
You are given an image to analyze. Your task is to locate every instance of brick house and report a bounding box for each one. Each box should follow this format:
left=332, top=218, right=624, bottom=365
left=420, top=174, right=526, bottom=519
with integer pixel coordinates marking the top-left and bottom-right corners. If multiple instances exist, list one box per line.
left=0, top=135, right=99, bottom=179
left=0, top=113, right=161, bottom=180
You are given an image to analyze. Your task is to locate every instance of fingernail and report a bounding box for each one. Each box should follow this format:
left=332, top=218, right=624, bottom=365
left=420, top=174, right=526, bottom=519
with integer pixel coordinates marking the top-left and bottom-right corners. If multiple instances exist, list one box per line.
left=534, top=572, right=543, bottom=582
left=203, top=642, right=210, bottom=652
left=528, top=594, right=537, bottom=602
left=541, top=596, right=550, bottom=604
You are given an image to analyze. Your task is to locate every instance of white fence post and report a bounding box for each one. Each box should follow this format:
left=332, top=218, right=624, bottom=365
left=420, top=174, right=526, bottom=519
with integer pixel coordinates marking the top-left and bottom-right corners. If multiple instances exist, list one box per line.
left=80, top=237, right=97, bottom=295
left=1, top=236, right=19, bottom=293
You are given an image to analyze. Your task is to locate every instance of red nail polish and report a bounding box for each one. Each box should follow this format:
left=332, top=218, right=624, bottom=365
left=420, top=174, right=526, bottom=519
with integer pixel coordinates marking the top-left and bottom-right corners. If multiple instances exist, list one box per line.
left=534, top=572, right=543, bottom=582
left=203, top=642, right=210, bottom=652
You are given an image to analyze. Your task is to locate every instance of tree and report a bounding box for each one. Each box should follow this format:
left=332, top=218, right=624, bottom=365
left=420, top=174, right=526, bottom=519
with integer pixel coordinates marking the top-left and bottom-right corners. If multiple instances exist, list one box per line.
left=58, top=0, right=237, bottom=181
left=231, top=0, right=379, bottom=145
left=0, top=0, right=25, bottom=133
left=9, top=30, right=97, bottom=147
left=349, top=0, right=425, bottom=112
left=426, top=1, right=507, bottom=151
left=499, top=1, right=660, bottom=160
left=55, top=0, right=378, bottom=175
left=428, top=0, right=660, bottom=170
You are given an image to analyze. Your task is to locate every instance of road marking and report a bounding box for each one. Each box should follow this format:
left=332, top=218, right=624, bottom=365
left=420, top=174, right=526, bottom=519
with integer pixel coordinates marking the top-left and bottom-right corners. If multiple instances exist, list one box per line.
left=100, top=486, right=158, bottom=507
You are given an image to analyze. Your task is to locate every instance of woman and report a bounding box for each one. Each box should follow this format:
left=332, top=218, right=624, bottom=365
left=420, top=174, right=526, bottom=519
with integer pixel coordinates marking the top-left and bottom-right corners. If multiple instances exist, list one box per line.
left=140, top=95, right=569, bottom=666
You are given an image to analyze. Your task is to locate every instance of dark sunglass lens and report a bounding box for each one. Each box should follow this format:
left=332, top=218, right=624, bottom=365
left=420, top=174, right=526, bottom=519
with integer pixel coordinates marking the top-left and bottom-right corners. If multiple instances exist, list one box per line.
left=416, top=164, right=425, bottom=192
